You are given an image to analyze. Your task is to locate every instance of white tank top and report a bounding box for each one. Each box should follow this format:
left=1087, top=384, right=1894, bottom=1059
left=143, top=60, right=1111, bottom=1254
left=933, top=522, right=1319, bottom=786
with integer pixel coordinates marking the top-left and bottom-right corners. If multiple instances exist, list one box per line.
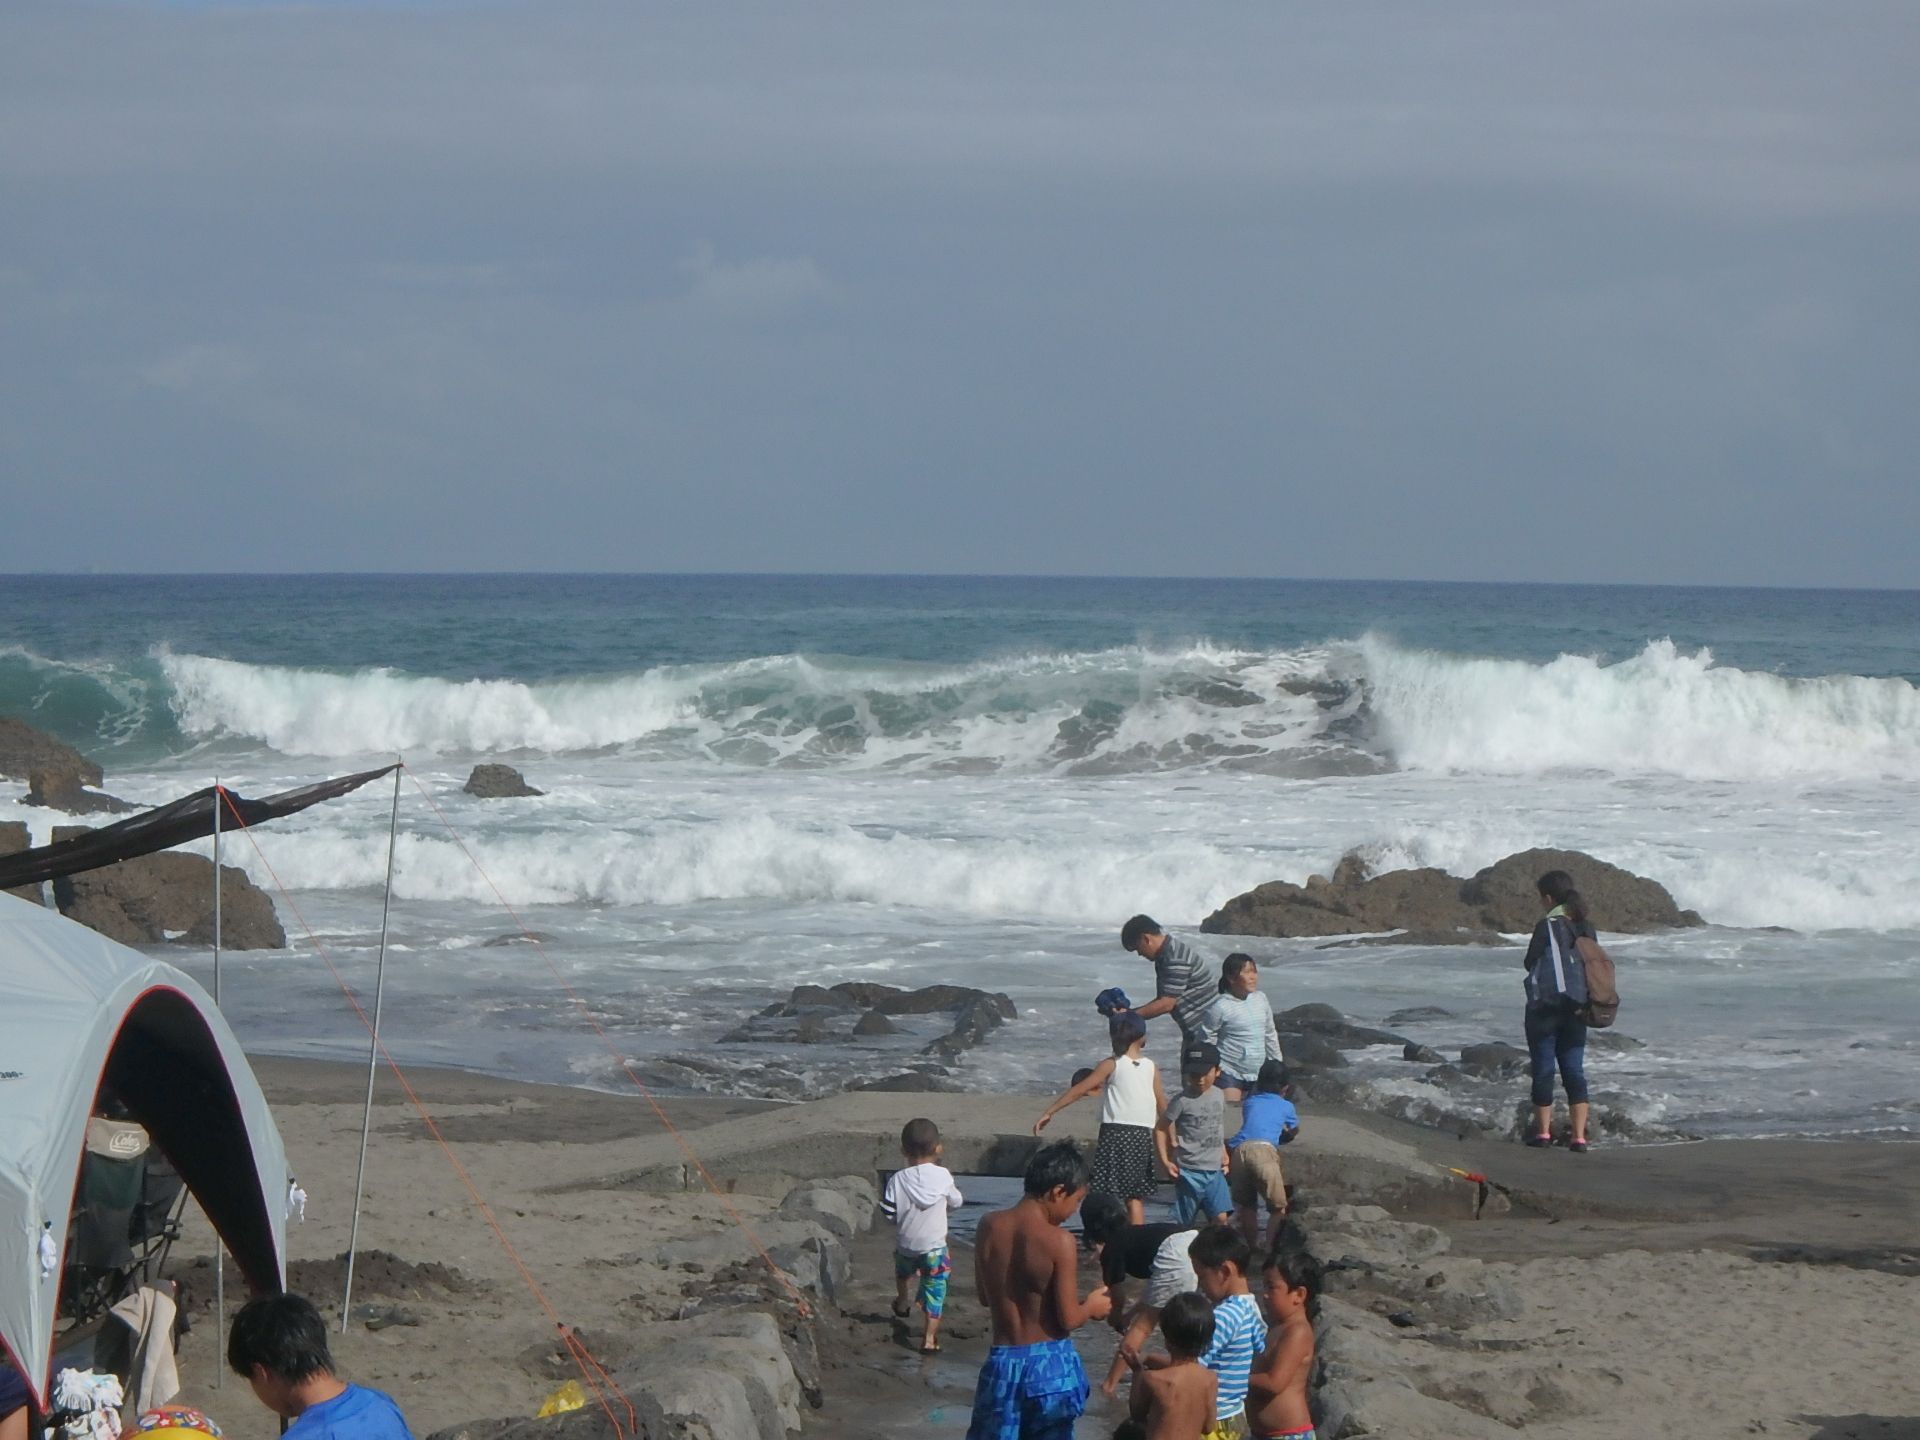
left=1101, top=1053, right=1158, bottom=1128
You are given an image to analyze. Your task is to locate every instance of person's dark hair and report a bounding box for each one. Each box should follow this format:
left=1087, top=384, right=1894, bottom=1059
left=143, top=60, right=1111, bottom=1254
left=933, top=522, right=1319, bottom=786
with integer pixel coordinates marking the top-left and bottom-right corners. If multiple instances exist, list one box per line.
left=1158, top=1291, right=1218, bottom=1358
left=1188, top=1222, right=1252, bottom=1275
left=1070, top=1066, right=1096, bottom=1088
left=1023, top=1140, right=1091, bottom=1199
left=1262, top=1243, right=1323, bottom=1301
left=1182, top=1041, right=1220, bottom=1078
left=1078, top=1190, right=1129, bottom=1246
left=1536, top=870, right=1590, bottom=926
left=1255, top=1059, right=1291, bottom=1095
left=227, top=1293, right=334, bottom=1383
left=1108, top=1011, right=1147, bottom=1055
left=1120, top=915, right=1162, bottom=953
left=1218, top=952, right=1256, bottom=995
left=901, top=1117, right=941, bottom=1159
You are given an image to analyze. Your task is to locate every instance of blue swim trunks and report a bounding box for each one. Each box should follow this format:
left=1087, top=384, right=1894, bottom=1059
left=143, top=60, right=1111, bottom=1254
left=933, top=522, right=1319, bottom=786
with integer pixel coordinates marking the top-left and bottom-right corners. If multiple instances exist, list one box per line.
left=965, top=1336, right=1089, bottom=1440
left=894, top=1246, right=953, bottom=1318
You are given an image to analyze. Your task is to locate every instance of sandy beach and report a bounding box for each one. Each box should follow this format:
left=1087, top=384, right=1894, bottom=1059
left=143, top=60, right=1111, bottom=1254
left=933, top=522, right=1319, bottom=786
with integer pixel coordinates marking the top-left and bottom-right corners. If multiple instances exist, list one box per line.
left=143, top=1054, right=1920, bottom=1440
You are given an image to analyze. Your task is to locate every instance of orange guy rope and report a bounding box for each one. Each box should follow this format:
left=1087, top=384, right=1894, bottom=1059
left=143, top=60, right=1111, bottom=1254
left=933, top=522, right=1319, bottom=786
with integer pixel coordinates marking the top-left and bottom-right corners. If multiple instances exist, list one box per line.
left=399, top=765, right=816, bottom=1319
left=213, top=787, right=639, bottom=1437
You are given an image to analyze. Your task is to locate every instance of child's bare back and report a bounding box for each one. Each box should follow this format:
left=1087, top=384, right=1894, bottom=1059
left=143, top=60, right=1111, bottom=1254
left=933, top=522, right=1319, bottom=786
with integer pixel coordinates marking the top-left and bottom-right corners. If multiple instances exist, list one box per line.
left=974, top=1202, right=1083, bottom=1345
left=1130, top=1358, right=1216, bottom=1440
left=1248, top=1249, right=1320, bottom=1440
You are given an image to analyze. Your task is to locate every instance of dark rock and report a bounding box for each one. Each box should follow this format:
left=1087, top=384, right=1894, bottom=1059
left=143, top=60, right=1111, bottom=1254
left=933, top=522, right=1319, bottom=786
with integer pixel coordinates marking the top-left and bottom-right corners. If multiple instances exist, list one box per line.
left=830, top=982, right=1015, bottom=1019
left=53, top=850, right=285, bottom=949
left=0, top=717, right=102, bottom=788
left=1402, top=1043, right=1444, bottom=1064
left=1278, top=1004, right=1408, bottom=1050
left=462, top=764, right=543, bottom=799
left=24, top=763, right=135, bottom=815
left=1458, top=1042, right=1530, bottom=1080
left=1202, top=847, right=1703, bottom=939
left=851, top=1071, right=961, bottom=1093
left=1, top=820, right=43, bottom=904
left=1584, top=1031, right=1646, bottom=1054
left=851, top=1010, right=898, bottom=1037
left=1387, top=1007, right=1458, bottom=1025
left=1274, top=1032, right=1347, bottom=1071
left=786, top=984, right=857, bottom=1011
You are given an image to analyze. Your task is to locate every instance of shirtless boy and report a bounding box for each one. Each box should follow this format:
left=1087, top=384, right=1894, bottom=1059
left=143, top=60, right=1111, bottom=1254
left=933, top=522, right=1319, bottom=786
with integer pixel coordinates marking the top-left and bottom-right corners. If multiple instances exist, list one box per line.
left=1118, top=1291, right=1218, bottom=1440
left=968, top=1141, right=1114, bottom=1440
left=1245, top=1248, right=1320, bottom=1440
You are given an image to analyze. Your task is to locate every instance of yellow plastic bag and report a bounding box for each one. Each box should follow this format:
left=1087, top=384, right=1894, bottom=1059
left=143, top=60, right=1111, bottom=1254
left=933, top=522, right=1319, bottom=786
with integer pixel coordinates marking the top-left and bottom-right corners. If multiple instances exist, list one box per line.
left=535, top=1381, right=586, bottom=1418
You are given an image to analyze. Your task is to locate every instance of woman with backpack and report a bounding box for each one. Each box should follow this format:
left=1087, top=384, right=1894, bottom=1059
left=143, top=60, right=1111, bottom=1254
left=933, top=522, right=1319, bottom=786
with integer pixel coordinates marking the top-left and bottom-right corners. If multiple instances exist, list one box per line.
left=1520, top=869, right=1596, bottom=1151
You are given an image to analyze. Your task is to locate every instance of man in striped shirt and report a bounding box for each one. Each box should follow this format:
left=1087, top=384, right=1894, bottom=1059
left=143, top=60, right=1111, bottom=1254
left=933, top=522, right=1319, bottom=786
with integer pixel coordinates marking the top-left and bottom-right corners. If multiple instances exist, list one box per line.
left=1120, top=915, right=1221, bottom=1047
left=1187, top=1224, right=1268, bottom=1437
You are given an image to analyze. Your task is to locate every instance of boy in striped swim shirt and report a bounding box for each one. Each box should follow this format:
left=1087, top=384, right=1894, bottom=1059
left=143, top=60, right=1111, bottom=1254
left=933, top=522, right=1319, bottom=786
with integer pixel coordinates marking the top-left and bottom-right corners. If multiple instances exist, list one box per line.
left=1186, top=1225, right=1267, bottom=1439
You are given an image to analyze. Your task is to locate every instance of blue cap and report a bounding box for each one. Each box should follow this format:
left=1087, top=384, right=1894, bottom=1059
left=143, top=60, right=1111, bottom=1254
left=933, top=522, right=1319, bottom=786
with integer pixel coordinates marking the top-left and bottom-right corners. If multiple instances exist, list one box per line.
left=1094, top=987, right=1133, bottom=1016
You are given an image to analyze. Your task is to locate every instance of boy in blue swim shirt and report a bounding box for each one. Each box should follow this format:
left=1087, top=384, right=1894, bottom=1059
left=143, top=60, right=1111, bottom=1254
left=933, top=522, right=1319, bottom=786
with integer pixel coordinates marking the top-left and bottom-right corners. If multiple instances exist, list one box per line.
left=1227, top=1060, right=1300, bottom=1251
left=967, top=1141, right=1113, bottom=1440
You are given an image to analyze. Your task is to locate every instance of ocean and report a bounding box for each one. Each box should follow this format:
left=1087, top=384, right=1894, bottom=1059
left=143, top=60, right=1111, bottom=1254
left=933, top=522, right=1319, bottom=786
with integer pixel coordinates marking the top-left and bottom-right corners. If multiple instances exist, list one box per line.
left=3, top=573, right=1917, bottom=1142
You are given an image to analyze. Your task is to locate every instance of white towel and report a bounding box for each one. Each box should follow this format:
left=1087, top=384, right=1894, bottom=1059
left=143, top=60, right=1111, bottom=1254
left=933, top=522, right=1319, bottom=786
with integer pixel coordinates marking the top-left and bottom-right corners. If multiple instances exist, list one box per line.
left=108, top=1286, right=180, bottom=1418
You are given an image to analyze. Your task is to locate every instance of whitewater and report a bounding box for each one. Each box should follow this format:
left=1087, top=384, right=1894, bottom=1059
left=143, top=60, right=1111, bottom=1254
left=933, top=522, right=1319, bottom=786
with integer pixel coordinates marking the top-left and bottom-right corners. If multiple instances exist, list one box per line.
left=3, top=574, right=1917, bottom=1142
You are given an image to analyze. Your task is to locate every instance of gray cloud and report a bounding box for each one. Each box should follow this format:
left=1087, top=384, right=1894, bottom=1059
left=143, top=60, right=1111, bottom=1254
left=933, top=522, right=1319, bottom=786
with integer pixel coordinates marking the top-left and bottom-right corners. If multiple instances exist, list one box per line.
left=1, top=0, right=1916, bottom=582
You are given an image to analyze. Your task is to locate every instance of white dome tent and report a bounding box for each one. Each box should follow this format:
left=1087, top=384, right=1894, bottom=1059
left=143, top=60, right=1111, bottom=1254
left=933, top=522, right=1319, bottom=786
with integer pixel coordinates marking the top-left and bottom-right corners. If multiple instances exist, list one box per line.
left=0, top=892, right=288, bottom=1413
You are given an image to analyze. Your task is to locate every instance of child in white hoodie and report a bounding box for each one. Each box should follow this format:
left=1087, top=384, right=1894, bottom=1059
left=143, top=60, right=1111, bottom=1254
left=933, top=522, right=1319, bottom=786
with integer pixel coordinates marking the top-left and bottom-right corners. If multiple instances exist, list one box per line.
left=882, top=1117, right=965, bottom=1353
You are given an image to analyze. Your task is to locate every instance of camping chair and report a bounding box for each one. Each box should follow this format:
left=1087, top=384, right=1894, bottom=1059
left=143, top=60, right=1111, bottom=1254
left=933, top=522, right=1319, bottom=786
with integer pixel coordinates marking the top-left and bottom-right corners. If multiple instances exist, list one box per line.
left=56, top=1121, right=190, bottom=1334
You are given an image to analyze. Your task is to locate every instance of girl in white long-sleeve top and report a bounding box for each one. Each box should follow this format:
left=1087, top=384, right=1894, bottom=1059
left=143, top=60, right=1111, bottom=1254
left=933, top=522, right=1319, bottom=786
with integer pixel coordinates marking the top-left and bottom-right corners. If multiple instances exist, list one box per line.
left=1208, top=954, right=1283, bottom=1102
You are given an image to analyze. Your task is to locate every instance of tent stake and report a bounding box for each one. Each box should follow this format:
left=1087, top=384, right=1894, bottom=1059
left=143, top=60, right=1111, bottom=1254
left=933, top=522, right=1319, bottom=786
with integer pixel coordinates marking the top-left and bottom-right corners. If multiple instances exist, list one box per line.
left=342, top=761, right=403, bottom=1334
left=212, top=779, right=224, bottom=1387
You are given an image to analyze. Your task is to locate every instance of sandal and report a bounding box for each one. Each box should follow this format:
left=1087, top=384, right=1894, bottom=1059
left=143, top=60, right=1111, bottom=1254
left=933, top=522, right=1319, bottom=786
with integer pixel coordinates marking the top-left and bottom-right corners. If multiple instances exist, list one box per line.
left=1524, top=1133, right=1554, bottom=1148
left=891, top=1298, right=912, bottom=1319
left=1568, top=1139, right=1590, bottom=1154
left=920, top=1343, right=942, bottom=1355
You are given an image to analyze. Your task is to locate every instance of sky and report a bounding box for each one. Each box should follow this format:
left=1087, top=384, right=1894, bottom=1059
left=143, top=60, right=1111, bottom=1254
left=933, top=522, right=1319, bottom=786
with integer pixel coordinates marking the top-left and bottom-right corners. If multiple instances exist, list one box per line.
left=1, top=1, right=1916, bottom=585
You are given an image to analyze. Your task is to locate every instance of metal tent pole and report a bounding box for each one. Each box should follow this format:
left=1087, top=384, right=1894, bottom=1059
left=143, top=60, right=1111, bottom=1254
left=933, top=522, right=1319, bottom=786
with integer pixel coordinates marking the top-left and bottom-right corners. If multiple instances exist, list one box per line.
left=212, top=780, right=224, bottom=1387
left=342, top=762, right=404, bottom=1333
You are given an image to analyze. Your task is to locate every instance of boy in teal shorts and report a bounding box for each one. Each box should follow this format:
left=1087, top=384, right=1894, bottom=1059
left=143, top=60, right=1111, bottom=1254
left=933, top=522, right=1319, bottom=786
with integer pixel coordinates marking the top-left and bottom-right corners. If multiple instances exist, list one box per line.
left=883, top=1118, right=965, bottom=1353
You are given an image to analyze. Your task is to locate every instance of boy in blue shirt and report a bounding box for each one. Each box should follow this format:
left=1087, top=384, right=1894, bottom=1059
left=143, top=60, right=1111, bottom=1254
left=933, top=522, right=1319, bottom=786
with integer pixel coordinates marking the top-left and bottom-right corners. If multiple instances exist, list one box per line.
left=1226, top=1060, right=1299, bottom=1251
left=229, top=1294, right=413, bottom=1440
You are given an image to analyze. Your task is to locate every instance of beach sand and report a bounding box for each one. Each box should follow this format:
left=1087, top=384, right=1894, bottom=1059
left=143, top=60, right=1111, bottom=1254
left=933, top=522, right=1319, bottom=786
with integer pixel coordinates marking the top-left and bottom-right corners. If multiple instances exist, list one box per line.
left=154, top=1057, right=1919, bottom=1440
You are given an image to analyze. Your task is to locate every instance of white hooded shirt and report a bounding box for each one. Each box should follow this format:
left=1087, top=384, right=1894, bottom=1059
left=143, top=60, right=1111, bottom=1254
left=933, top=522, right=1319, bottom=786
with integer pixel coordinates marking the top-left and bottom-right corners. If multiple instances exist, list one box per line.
left=881, top=1162, right=965, bottom=1255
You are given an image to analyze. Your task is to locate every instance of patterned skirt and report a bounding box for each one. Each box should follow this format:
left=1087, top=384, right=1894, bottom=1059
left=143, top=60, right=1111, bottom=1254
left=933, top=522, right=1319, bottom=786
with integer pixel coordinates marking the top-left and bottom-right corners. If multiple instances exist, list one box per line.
left=1090, top=1122, right=1157, bottom=1202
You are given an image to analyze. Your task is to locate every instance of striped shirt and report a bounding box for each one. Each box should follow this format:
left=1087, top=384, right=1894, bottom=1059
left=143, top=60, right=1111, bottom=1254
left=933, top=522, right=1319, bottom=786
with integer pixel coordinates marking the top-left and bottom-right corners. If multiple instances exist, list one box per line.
left=1155, top=934, right=1220, bottom=1036
left=1200, top=1291, right=1268, bottom=1419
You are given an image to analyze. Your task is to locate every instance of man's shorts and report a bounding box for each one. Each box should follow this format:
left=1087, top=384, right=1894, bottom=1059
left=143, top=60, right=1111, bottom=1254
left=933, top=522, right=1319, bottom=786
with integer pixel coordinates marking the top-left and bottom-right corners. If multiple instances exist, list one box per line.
left=894, top=1246, right=952, bottom=1318
left=1174, top=1167, right=1233, bottom=1224
left=1228, top=1141, right=1287, bottom=1210
left=965, top=1336, right=1089, bottom=1440
left=1142, top=1228, right=1201, bottom=1310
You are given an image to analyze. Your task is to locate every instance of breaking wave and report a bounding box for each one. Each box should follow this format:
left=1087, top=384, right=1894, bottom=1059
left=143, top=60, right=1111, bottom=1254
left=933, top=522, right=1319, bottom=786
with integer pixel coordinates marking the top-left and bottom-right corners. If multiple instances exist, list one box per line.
left=6, top=638, right=1919, bottom=782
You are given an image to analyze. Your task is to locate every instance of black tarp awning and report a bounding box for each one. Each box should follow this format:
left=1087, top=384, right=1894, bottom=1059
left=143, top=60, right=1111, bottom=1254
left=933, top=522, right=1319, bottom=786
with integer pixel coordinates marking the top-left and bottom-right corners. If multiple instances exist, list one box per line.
left=0, top=764, right=397, bottom=890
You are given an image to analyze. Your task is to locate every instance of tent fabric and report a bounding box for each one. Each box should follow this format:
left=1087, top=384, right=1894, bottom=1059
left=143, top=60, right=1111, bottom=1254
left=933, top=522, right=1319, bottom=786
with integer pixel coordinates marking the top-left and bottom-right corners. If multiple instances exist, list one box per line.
left=0, top=894, right=288, bottom=1410
left=0, top=765, right=397, bottom=893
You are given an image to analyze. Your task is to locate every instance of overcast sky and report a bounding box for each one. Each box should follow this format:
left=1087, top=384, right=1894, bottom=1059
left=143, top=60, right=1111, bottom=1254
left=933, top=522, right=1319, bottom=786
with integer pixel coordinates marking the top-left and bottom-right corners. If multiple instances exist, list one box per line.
left=1, top=2, right=1915, bottom=584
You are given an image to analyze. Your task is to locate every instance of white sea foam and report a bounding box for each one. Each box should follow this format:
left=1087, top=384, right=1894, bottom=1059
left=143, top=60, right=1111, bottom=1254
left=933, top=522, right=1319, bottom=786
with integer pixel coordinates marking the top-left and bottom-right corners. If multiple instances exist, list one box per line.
left=152, top=639, right=1920, bottom=783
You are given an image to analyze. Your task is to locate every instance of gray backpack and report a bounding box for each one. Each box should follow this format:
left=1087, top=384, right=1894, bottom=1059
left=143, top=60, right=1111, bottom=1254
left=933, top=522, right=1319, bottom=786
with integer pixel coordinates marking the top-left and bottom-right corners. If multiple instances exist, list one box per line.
left=1527, top=917, right=1590, bottom=1009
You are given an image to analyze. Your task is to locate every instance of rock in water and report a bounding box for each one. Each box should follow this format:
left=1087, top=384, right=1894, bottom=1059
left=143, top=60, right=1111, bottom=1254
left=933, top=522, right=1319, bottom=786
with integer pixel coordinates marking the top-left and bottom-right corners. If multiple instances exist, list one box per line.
left=25, top=763, right=135, bottom=815
left=53, top=848, right=286, bottom=949
left=463, top=764, right=543, bottom=798
left=1202, top=847, right=1702, bottom=939
left=1, top=820, right=44, bottom=904
left=0, top=717, right=102, bottom=788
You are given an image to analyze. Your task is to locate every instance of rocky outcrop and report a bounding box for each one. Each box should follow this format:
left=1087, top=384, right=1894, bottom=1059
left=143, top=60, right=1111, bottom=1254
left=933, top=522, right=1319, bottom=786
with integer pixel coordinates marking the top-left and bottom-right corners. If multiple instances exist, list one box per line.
left=1, top=820, right=44, bottom=904
left=721, top=982, right=1016, bottom=1061
left=0, top=717, right=102, bottom=788
left=53, top=847, right=286, bottom=949
left=463, top=764, right=543, bottom=798
left=25, top=762, right=134, bottom=815
left=1202, top=847, right=1703, bottom=940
